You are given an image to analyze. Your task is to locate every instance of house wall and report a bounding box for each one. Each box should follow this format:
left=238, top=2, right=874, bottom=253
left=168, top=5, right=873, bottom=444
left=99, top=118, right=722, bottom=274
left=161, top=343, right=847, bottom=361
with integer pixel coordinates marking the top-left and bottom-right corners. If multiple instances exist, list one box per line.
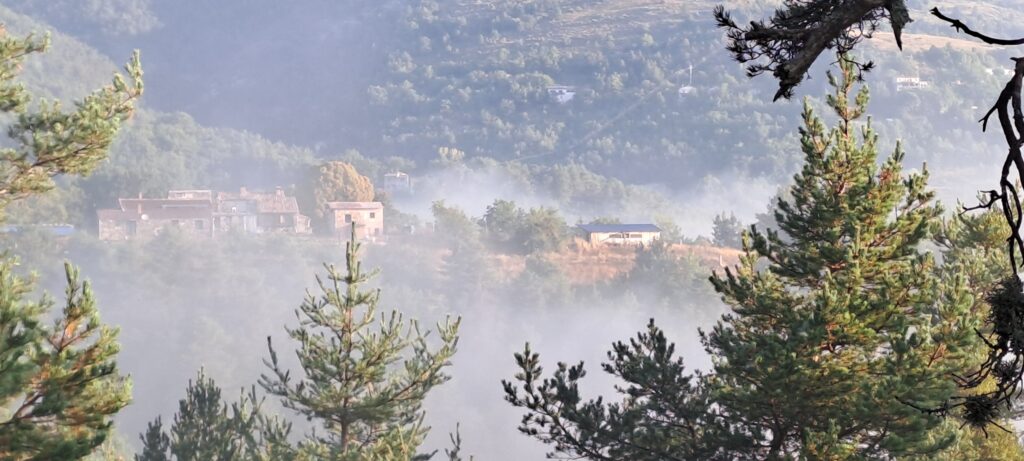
left=329, top=207, right=384, bottom=240
left=259, top=213, right=294, bottom=230
left=587, top=231, right=660, bottom=246
left=99, top=217, right=214, bottom=241
left=216, top=214, right=259, bottom=233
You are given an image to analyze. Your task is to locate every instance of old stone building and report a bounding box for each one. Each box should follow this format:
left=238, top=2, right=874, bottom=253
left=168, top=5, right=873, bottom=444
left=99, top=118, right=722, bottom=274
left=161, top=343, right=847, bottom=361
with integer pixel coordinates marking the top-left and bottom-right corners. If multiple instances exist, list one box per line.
left=98, top=196, right=214, bottom=241
left=216, top=187, right=310, bottom=234
left=97, top=188, right=311, bottom=241
left=325, top=201, right=384, bottom=241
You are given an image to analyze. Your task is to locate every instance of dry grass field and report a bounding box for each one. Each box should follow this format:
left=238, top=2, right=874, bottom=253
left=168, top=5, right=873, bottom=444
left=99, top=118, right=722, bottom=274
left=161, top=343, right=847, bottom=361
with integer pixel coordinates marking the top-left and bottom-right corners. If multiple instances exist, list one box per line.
left=491, top=240, right=742, bottom=285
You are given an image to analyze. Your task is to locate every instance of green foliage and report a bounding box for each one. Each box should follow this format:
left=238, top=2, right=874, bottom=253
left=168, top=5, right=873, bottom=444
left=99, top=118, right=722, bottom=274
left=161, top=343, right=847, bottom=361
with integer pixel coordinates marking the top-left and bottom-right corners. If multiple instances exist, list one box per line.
left=919, top=209, right=1024, bottom=458
left=302, top=161, right=375, bottom=221
left=168, top=370, right=253, bottom=460
left=519, top=207, right=568, bottom=253
left=507, top=255, right=572, bottom=310
left=260, top=232, right=460, bottom=460
left=443, top=425, right=473, bottom=461
left=0, top=27, right=142, bottom=218
left=436, top=146, right=466, bottom=165
left=6, top=0, right=160, bottom=37
left=704, top=57, right=978, bottom=458
left=621, top=240, right=712, bottom=313
left=431, top=200, right=480, bottom=248
left=136, top=369, right=294, bottom=461
left=85, top=432, right=133, bottom=461
left=0, top=260, right=131, bottom=460
left=441, top=236, right=494, bottom=308
left=710, top=212, right=743, bottom=248
left=482, top=199, right=524, bottom=249
left=478, top=199, right=568, bottom=254
left=503, top=320, right=732, bottom=460
left=135, top=418, right=170, bottom=461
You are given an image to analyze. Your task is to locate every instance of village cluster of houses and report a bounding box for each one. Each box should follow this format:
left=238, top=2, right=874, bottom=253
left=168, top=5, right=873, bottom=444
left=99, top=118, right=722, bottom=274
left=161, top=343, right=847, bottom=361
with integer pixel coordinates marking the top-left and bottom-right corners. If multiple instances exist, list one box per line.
left=97, top=187, right=384, bottom=242
left=93, top=185, right=670, bottom=248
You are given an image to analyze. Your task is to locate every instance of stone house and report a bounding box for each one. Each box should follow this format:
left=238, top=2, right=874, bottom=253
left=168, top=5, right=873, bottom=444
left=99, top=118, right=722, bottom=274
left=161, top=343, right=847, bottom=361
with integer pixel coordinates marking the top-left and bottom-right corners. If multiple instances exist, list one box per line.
left=97, top=188, right=310, bottom=240
left=98, top=196, right=214, bottom=241
left=325, top=202, right=384, bottom=241
left=215, top=187, right=310, bottom=234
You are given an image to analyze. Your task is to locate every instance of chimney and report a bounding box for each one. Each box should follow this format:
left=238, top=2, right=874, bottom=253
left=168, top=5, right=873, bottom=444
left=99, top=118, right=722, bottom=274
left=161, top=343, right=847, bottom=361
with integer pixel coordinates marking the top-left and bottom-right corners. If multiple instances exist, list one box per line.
left=275, top=186, right=284, bottom=197
left=240, top=186, right=247, bottom=195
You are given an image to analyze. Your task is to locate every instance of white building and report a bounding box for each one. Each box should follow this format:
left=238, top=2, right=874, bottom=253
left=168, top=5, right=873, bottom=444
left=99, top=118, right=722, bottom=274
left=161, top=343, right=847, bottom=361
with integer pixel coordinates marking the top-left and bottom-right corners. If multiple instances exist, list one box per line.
left=578, top=224, right=661, bottom=246
left=547, top=85, right=576, bottom=104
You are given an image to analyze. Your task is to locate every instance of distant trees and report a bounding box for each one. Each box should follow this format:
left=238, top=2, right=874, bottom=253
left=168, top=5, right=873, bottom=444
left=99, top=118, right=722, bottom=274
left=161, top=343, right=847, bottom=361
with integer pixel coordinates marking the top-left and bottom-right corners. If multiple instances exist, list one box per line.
left=503, top=58, right=1005, bottom=460
left=710, top=212, right=742, bottom=248
left=432, top=200, right=481, bottom=247
left=6, top=0, right=161, bottom=36
left=436, top=199, right=569, bottom=254
left=623, top=240, right=711, bottom=310
left=260, top=234, right=460, bottom=459
left=297, top=161, right=375, bottom=230
left=482, top=199, right=523, bottom=249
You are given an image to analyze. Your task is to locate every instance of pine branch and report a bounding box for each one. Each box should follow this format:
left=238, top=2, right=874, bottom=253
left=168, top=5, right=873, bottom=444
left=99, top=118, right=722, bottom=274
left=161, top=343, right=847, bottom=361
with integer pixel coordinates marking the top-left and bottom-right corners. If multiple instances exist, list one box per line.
left=931, top=8, right=1024, bottom=46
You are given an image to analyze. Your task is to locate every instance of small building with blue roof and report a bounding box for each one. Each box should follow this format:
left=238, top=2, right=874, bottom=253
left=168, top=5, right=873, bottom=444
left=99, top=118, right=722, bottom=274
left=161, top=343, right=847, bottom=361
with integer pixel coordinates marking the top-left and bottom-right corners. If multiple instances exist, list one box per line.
left=577, top=223, right=661, bottom=247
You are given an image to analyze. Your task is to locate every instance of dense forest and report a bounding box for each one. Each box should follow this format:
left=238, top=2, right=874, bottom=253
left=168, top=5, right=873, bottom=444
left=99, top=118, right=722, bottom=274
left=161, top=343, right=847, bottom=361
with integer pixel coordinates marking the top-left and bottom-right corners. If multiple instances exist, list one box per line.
left=3, top=1, right=1021, bottom=231
left=2, top=0, right=1024, bottom=459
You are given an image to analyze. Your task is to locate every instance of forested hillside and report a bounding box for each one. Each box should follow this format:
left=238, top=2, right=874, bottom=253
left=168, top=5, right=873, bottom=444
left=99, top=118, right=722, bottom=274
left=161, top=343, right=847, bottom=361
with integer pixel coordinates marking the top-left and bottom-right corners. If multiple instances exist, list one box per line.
left=4, top=0, right=1018, bottom=204
left=3, top=1, right=1024, bottom=458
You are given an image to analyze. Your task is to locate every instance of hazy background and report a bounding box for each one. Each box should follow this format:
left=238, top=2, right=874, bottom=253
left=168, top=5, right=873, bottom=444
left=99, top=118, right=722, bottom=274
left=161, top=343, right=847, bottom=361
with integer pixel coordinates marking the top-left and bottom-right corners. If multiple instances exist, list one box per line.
left=0, top=0, right=1019, bottom=458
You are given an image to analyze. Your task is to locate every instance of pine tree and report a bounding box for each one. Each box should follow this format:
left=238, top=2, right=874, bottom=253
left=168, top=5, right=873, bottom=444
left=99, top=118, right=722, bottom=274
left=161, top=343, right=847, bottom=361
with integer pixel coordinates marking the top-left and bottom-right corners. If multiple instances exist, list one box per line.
left=482, top=199, right=524, bottom=251
left=0, top=262, right=132, bottom=460
left=703, top=57, right=979, bottom=459
left=714, top=1, right=911, bottom=99
left=260, top=230, right=460, bottom=460
left=135, top=419, right=170, bottom=461
left=135, top=369, right=294, bottom=461
left=502, top=320, right=734, bottom=460
left=711, top=212, right=743, bottom=248
left=0, top=27, right=142, bottom=460
left=0, top=28, right=142, bottom=216
left=168, top=370, right=250, bottom=460
left=925, top=210, right=1024, bottom=457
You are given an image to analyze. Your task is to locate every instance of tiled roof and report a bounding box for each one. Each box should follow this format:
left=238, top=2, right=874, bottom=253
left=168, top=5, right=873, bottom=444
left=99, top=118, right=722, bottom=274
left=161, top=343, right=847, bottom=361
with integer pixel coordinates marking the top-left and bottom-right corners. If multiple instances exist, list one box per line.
left=254, top=195, right=300, bottom=214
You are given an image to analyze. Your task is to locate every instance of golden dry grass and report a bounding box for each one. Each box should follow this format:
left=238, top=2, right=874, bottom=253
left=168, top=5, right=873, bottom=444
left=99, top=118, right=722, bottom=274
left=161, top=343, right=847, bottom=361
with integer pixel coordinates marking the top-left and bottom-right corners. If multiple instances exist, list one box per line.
left=491, top=240, right=742, bottom=285
left=867, top=33, right=996, bottom=53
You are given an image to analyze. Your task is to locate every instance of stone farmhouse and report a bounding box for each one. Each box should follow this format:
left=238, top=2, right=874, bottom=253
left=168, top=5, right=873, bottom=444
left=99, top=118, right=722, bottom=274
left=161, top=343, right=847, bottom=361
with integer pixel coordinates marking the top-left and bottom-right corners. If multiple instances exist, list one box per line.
left=215, top=187, right=310, bottom=234
left=325, top=201, right=384, bottom=242
left=98, top=188, right=310, bottom=241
